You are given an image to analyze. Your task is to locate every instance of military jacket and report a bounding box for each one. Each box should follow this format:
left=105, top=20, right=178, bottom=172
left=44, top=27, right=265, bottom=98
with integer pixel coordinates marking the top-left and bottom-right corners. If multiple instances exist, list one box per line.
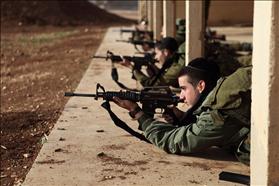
left=178, top=42, right=185, bottom=54
left=137, top=66, right=251, bottom=164
left=133, top=51, right=185, bottom=87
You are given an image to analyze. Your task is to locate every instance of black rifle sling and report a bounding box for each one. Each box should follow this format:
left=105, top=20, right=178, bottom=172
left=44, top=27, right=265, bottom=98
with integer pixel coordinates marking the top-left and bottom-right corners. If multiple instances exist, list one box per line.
left=101, top=101, right=151, bottom=143
left=111, top=67, right=138, bottom=91
left=149, top=53, right=182, bottom=86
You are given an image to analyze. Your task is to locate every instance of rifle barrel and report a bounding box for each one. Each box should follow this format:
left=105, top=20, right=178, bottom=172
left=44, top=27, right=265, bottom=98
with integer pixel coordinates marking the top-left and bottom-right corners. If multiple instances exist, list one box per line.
left=92, top=55, right=107, bottom=59
left=120, top=29, right=134, bottom=33
left=115, top=39, right=129, bottom=43
left=65, top=92, right=97, bottom=97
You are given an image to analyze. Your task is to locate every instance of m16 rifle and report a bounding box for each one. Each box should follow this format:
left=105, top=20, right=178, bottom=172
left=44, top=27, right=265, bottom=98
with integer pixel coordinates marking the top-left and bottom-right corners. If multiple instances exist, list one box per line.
left=65, top=83, right=182, bottom=116
left=119, top=29, right=154, bottom=41
left=205, top=28, right=226, bottom=41
left=92, top=50, right=157, bottom=69
left=65, top=83, right=182, bottom=142
left=116, top=39, right=156, bottom=52
left=93, top=50, right=158, bottom=90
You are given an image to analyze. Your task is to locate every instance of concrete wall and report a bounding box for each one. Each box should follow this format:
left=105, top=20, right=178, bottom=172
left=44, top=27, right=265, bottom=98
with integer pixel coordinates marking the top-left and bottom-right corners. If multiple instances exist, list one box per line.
left=163, top=0, right=175, bottom=37
left=141, top=0, right=253, bottom=27
left=207, top=1, right=254, bottom=26
left=185, top=1, right=204, bottom=64
left=153, top=1, right=163, bottom=40
left=175, top=0, right=185, bottom=20
left=147, top=0, right=153, bottom=31
left=251, top=1, right=279, bottom=185
left=269, top=1, right=279, bottom=181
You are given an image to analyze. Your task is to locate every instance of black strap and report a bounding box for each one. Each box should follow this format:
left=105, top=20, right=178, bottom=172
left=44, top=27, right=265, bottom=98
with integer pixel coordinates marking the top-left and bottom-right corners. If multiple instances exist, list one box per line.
left=179, top=93, right=207, bottom=126
left=111, top=67, right=138, bottom=91
left=149, top=57, right=172, bottom=86
left=101, top=101, right=151, bottom=143
left=149, top=53, right=182, bottom=86
left=114, top=78, right=138, bottom=92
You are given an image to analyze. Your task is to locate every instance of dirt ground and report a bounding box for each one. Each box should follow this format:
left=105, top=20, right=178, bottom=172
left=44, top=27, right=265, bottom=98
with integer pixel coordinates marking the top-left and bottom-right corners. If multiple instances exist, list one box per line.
left=0, top=24, right=109, bottom=186
left=0, top=1, right=135, bottom=185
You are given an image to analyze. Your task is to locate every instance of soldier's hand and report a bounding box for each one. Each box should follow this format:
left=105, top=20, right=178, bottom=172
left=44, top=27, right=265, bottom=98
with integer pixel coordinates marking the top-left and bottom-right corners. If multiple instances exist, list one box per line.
left=162, top=106, right=184, bottom=124
left=120, top=58, right=133, bottom=69
left=172, top=107, right=184, bottom=119
left=113, top=96, right=138, bottom=111
left=162, top=113, right=174, bottom=123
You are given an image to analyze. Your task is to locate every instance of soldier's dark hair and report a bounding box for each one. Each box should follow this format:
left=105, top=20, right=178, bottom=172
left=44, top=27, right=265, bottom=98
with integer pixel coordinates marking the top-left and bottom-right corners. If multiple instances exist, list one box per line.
left=155, top=37, right=178, bottom=52
left=179, top=57, right=220, bottom=94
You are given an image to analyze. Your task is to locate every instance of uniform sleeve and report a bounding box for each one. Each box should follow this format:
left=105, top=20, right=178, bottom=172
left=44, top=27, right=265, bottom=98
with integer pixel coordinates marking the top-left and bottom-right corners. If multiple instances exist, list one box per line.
left=138, top=109, right=244, bottom=154
left=133, top=55, right=185, bottom=87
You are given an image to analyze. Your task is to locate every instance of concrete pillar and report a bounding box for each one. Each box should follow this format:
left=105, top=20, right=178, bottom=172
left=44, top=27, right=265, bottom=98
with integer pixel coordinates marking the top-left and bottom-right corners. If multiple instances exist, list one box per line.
left=138, top=0, right=147, bottom=22
left=153, top=1, right=163, bottom=40
left=147, top=0, right=153, bottom=31
left=163, top=0, right=175, bottom=37
left=175, top=0, right=185, bottom=19
left=251, top=1, right=279, bottom=185
left=185, top=1, right=205, bottom=65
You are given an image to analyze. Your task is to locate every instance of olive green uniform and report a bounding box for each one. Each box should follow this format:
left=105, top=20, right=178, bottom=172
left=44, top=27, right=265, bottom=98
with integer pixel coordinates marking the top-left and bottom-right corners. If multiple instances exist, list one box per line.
left=220, top=41, right=252, bottom=52
left=175, top=18, right=186, bottom=46
left=205, top=40, right=252, bottom=76
left=137, top=66, right=251, bottom=165
left=178, top=42, right=185, bottom=54
left=133, top=46, right=185, bottom=87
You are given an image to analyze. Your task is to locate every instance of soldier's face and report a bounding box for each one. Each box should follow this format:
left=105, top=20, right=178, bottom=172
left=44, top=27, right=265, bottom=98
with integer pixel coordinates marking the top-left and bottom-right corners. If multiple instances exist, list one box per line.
left=178, top=75, right=203, bottom=108
left=154, top=47, right=167, bottom=64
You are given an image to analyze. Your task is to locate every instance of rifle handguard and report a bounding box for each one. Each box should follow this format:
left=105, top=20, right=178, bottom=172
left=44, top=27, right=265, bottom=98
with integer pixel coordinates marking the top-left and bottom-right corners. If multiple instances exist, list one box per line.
left=101, top=91, right=140, bottom=101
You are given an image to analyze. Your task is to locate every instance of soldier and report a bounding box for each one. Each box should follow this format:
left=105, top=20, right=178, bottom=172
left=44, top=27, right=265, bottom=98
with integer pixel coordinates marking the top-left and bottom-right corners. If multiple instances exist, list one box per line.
left=205, top=39, right=252, bottom=76
left=175, top=18, right=186, bottom=46
left=175, top=18, right=185, bottom=60
left=113, top=57, right=251, bottom=165
left=120, top=37, right=185, bottom=88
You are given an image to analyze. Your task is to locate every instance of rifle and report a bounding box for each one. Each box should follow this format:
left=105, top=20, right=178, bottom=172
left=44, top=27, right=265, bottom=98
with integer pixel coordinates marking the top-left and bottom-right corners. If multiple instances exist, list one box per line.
left=116, top=39, right=156, bottom=51
left=93, top=51, right=158, bottom=90
left=120, top=29, right=153, bottom=36
left=119, top=29, right=154, bottom=40
left=65, top=83, right=182, bottom=116
left=205, top=28, right=226, bottom=41
left=65, top=84, right=182, bottom=142
left=93, top=50, right=157, bottom=68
